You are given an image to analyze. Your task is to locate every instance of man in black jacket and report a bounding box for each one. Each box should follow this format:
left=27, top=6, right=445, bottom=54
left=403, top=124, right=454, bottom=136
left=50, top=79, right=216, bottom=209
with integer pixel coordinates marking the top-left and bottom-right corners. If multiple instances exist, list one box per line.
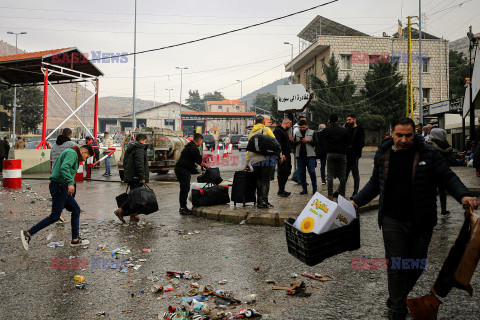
left=345, top=114, right=365, bottom=198
left=114, top=134, right=149, bottom=223
left=175, top=133, right=210, bottom=215
left=273, top=118, right=292, bottom=197
left=320, top=114, right=349, bottom=199
left=351, top=117, right=479, bottom=320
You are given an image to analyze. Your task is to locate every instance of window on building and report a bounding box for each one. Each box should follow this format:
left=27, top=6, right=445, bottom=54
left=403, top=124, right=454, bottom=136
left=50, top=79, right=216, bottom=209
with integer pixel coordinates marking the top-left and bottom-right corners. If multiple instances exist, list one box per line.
left=297, top=75, right=300, bottom=84
left=218, top=105, right=222, bottom=110
left=422, top=88, right=431, bottom=104
left=369, top=55, right=379, bottom=70
left=164, top=119, right=175, bottom=127
left=236, top=106, right=239, bottom=110
left=422, top=57, right=430, bottom=73
left=341, top=54, right=352, bottom=70
left=305, top=65, right=315, bottom=90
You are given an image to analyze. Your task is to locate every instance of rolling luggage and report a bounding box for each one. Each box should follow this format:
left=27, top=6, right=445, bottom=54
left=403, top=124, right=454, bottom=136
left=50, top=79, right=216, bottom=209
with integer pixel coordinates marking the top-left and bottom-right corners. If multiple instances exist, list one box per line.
left=231, top=170, right=256, bottom=207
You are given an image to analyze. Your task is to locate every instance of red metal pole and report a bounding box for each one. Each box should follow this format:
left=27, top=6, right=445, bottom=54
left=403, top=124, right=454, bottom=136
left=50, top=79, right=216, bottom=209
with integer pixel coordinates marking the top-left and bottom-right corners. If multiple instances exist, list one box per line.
left=36, top=68, right=49, bottom=149
left=93, top=79, right=99, bottom=142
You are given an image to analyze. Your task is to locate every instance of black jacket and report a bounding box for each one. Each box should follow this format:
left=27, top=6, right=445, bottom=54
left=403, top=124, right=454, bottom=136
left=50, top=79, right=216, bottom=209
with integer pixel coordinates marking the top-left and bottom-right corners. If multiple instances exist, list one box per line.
left=175, top=141, right=202, bottom=171
left=314, top=130, right=326, bottom=158
left=273, top=125, right=291, bottom=156
left=353, top=134, right=471, bottom=230
left=346, top=125, right=365, bottom=158
left=0, top=140, right=10, bottom=158
left=321, top=123, right=349, bottom=154
left=123, top=141, right=149, bottom=183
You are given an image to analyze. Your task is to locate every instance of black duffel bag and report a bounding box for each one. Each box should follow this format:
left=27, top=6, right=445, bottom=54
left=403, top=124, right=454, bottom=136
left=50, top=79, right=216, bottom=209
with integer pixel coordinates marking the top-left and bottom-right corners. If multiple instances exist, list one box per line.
left=192, top=184, right=230, bottom=207
left=246, top=130, right=281, bottom=156
left=197, top=167, right=223, bottom=184
left=128, top=184, right=159, bottom=215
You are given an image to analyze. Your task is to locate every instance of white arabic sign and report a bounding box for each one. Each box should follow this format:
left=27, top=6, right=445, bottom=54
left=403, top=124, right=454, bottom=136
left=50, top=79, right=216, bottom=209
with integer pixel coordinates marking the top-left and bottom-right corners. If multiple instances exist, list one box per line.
left=277, top=84, right=310, bottom=112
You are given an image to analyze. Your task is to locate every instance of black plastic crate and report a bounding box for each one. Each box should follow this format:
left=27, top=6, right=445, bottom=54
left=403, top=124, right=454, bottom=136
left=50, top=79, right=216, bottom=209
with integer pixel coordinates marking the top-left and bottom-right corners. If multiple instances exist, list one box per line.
left=285, top=217, right=361, bottom=266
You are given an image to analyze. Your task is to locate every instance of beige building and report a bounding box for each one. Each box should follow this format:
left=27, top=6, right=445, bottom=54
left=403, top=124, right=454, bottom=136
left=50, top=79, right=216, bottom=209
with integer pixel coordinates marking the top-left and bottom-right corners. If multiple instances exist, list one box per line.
left=286, top=16, right=449, bottom=118
left=203, top=99, right=250, bottom=135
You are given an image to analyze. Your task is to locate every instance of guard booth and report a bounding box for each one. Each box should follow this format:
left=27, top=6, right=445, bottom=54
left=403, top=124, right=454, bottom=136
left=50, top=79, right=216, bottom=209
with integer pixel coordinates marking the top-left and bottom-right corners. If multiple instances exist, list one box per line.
left=422, top=98, right=464, bottom=150
left=0, top=47, right=104, bottom=148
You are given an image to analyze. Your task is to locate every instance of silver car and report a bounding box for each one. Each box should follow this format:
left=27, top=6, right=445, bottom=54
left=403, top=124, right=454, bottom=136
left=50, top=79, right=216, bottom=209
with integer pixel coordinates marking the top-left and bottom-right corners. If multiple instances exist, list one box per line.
left=237, top=136, right=249, bottom=151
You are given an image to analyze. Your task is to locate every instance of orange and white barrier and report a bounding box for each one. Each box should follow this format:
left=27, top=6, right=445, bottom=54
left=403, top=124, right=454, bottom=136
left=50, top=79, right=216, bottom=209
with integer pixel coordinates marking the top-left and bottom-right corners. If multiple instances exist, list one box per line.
left=2, top=159, right=22, bottom=188
left=228, top=143, right=233, bottom=154
left=217, top=144, right=220, bottom=162
left=75, top=161, right=84, bottom=181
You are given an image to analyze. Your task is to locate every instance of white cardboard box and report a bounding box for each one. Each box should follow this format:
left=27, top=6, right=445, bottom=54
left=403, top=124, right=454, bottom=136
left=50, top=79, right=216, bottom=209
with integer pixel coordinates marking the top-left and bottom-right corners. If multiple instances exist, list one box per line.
left=293, top=193, right=356, bottom=234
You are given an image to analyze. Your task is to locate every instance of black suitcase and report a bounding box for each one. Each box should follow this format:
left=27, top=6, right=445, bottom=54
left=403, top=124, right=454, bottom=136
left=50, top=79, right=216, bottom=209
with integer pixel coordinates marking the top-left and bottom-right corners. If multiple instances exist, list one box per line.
left=231, top=170, right=256, bottom=207
left=192, top=184, right=230, bottom=207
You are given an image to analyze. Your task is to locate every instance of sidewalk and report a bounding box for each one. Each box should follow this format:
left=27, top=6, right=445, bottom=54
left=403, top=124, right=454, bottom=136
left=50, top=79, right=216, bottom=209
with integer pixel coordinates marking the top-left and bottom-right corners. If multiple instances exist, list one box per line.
left=192, top=166, right=480, bottom=226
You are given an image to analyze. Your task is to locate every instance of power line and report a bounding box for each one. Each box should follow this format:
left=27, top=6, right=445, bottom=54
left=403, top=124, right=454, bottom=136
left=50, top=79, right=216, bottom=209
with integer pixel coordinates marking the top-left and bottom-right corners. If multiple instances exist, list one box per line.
left=85, top=0, right=340, bottom=62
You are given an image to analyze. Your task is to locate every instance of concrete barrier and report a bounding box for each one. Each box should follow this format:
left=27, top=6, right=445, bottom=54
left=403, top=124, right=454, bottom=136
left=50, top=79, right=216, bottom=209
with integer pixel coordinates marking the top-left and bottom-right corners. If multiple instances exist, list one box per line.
left=10, top=149, right=51, bottom=174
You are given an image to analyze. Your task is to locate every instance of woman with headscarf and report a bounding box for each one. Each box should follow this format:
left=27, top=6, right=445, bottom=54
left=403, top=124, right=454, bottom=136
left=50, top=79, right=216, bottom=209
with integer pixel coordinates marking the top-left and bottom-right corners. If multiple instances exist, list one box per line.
left=428, top=128, right=455, bottom=215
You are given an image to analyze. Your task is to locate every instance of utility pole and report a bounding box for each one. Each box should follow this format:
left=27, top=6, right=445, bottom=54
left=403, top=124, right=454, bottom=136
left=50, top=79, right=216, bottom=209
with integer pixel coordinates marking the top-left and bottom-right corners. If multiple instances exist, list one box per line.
left=132, top=0, right=137, bottom=130
left=284, top=42, right=294, bottom=83
left=236, top=80, right=243, bottom=99
left=175, top=67, right=188, bottom=133
left=419, top=0, right=424, bottom=124
left=7, top=31, right=27, bottom=141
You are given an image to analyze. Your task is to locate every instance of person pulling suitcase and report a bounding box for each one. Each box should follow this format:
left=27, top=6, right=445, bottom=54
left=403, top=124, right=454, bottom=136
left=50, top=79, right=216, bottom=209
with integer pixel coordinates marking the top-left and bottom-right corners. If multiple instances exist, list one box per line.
left=175, top=133, right=212, bottom=215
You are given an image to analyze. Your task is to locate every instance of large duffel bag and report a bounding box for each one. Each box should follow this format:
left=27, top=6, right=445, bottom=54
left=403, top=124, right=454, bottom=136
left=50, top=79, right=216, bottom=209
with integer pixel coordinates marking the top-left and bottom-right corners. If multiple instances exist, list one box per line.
left=231, top=170, right=256, bottom=207
left=246, top=132, right=281, bottom=156
left=128, top=184, right=159, bottom=215
left=192, top=184, right=230, bottom=207
left=197, top=167, right=223, bottom=184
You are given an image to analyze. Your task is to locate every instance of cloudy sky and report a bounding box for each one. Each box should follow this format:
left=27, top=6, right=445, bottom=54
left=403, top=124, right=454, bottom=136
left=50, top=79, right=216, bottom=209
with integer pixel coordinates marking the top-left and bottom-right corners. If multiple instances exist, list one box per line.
left=1, top=0, right=479, bottom=103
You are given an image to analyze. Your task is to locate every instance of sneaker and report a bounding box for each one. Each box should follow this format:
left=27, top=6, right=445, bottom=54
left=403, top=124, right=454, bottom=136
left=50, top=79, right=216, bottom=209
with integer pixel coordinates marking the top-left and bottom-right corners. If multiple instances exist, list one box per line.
left=300, top=190, right=308, bottom=195
left=107, top=173, right=112, bottom=176
left=56, top=214, right=67, bottom=224
left=332, top=191, right=339, bottom=198
left=70, top=239, right=90, bottom=247
left=321, top=180, right=326, bottom=185
left=102, top=173, right=109, bottom=177
left=21, top=230, right=31, bottom=251
left=278, top=191, right=291, bottom=197
left=257, top=202, right=268, bottom=209
left=179, top=208, right=192, bottom=215
left=266, top=202, right=274, bottom=208
left=114, top=208, right=126, bottom=223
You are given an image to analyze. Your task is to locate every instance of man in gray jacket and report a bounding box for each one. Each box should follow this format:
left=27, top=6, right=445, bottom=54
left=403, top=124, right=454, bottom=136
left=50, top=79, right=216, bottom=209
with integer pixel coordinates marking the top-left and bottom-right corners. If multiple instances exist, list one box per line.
left=51, top=128, right=77, bottom=168
left=293, top=120, right=318, bottom=195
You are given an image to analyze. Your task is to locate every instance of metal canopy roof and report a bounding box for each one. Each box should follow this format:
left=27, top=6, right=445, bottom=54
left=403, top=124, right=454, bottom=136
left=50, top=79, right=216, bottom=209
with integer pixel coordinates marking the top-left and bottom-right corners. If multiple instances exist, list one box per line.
left=298, top=15, right=370, bottom=43
left=0, top=47, right=103, bottom=87
left=181, top=111, right=256, bottom=120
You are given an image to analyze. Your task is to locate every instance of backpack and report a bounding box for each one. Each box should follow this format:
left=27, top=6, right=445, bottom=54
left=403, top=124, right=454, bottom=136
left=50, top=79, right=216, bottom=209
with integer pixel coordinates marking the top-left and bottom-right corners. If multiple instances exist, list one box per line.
left=246, top=128, right=281, bottom=156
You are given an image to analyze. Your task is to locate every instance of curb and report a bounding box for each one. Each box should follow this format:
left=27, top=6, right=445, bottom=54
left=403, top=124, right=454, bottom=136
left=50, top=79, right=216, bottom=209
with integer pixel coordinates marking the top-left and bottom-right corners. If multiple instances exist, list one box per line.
left=192, top=200, right=380, bottom=226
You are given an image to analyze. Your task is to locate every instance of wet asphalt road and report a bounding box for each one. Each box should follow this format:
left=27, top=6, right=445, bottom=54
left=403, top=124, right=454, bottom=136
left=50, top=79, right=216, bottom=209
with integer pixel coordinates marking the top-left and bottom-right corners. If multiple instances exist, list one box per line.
left=1, top=150, right=480, bottom=319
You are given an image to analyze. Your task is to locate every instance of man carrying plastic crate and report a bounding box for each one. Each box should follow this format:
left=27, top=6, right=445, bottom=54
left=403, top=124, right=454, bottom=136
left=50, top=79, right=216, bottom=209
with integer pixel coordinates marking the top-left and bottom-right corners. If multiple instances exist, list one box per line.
left=351, top=117, right=479, bottom=320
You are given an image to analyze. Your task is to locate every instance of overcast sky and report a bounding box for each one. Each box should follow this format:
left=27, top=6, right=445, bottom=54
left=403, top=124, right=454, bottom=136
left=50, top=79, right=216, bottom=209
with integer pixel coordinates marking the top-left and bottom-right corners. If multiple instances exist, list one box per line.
left=1, top=0, right=479, bottom=104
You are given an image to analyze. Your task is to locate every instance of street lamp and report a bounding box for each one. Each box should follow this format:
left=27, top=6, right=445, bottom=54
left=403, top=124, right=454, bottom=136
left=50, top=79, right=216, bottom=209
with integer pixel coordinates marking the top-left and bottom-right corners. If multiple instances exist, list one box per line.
left=7, top=31, right=27, bottom=143
left=236, top=80, right=242, bottom=100
left=175, top=67, right=188, bottom=133
left=284, top=42, right=294, bottom=83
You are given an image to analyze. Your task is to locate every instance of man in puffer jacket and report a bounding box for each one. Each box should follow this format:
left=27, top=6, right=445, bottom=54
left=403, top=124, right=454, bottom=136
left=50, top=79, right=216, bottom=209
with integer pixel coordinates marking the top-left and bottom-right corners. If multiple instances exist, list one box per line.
left=50, top=128, right=77, bottom=168
left=351, top=117, right=478, bottom=320
left=245, top=115, right=283, bottom=209
left=50, top=128, right=78, bottom=223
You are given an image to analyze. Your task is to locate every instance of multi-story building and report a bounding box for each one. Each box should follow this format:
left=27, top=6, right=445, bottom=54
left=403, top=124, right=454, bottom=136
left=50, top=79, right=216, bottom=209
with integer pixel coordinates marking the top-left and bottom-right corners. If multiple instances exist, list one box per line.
left=203, top=99, right=250, bottom=135
left=285, top=16, right=449, bottom=119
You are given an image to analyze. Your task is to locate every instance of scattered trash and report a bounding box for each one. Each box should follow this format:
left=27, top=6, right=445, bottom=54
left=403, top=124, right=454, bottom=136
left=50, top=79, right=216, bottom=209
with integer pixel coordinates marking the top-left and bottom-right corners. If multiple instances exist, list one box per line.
left=46, top=234, right=53, bottom=241
left=234, top=308, right=262, bottom=318
left=180, top=295, right=206, bottom=303
left=151, top=285, right=164, bottom=293
left=141, top=248, right=151, bottom=253
left=74, top=275, right=85, bottom=282
left=301, top=272, right=333, bottom=282
left=265, top=280, right=275, bottom=284
left=291, top=273, right=298, bottom=278
left=243, top=294, right=257, bottom=304
left=47, top=241, right=64, bottom=248
left=165, top=286, right=175, bottom=292
left=218, top=280, right=228, bottom=285
left=75, top=282, right=86, bottom=290
left=253, top=266, right=260, bottom=271
left=96, top=311, right=106, bottom=316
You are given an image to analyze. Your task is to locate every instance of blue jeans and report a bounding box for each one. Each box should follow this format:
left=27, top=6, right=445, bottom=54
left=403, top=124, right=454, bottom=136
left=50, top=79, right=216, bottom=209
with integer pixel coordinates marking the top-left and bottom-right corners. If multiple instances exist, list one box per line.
left=297, top=156, right=317, bottom=192
left=104, top=154, right=111, bottom=174
left=28, top=181, right=81, bottom=240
